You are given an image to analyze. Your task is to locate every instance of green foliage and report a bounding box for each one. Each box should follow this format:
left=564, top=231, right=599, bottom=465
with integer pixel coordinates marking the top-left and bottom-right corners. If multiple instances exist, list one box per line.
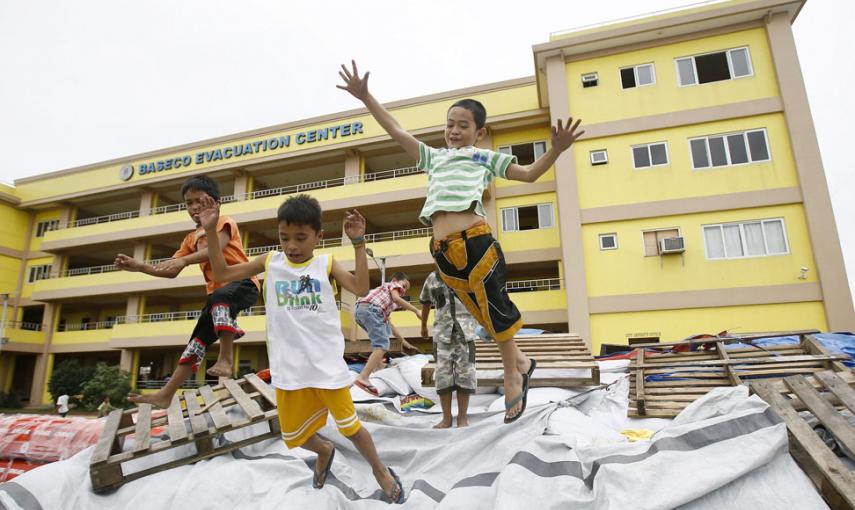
left=81, top=363, right=131, bottom=410
left=48, top=359, right=94, bottom=403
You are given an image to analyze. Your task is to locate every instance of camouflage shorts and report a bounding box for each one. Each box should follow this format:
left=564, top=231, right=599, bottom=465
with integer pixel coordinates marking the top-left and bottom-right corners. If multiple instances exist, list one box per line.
left=433, top=326, right=477, bottom=394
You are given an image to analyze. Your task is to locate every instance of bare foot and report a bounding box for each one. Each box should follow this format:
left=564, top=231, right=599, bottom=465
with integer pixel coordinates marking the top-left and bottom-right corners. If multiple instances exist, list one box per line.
left=433, top=418, right=453, bottom=429
left=503, top=372, right=525, bottom=421
left=373, top=467, right=400, bottom=503
left=206, top=360, right=233, bottom=378
left=457, top=417, right=470, bottom=428
left=128, top=392, right=172, bottom=409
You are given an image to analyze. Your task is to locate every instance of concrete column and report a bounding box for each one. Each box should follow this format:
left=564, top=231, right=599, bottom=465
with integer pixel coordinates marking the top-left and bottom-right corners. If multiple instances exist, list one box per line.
left=233, top=171, right=250, bottom=201
left=340, top=289, right=358, bottom=341
left=545, top=55, right=592, bottom=346
left=138, top=191, right=157, bottom=217
left=765, top=13, right=855, bottom=331
left=133, top=242, right=147, bottom=261
left=125, top=296, right=141, bottom=323
left=29, top=353, right=50, bottom=406
left=342, top=150, right=363, bottom=245
left=119, top=349, right=134, bottom=373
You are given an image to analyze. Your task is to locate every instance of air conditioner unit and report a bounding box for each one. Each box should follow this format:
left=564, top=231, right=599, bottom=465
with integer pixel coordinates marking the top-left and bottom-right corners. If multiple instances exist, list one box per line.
left=659, top=237, right=685, bottom=254
left=581, top=73, right=599, bottom=87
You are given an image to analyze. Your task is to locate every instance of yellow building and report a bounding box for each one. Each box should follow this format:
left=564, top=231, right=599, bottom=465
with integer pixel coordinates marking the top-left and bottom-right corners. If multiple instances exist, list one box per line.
left=1, top=0, right=852, bottom=406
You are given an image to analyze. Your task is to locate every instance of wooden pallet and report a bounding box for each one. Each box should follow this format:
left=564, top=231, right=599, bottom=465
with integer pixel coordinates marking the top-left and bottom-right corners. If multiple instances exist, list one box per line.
left=344, top=339, right=402, bottom=355
left=629, top=334, right=851, bottom=418
left=421, top=333, right=600, bottom=388
left=752, top=371, right=855, bottom=510
left=90, top=374, right=280, bottom=493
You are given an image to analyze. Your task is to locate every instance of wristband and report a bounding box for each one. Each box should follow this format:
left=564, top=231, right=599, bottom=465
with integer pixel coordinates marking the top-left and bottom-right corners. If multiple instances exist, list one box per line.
left=349, top=236, right=365, bottom=245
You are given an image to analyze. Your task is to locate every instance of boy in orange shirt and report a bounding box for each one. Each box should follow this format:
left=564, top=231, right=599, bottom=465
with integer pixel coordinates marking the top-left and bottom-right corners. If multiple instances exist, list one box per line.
left=115, top=176, right=260, bottom=408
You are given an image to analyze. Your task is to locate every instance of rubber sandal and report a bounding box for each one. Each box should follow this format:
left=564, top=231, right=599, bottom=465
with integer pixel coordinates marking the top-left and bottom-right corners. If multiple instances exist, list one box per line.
left=354, top=379, right=380, bottom=397
left=386, top=467, right=405, bottom=504
left=527, top=358, right=537, bottom=379
left=313, top=446, right=335, bottom=489
left=503, top=373, right=530, bottom=424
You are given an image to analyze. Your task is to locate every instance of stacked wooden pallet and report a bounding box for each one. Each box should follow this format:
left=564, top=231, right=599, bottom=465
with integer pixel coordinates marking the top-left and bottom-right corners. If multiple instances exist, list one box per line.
left=90, top=374, right=280, bottom=493
left=629, top=334, right=851, bottom=418
left=753, top=371, right=855, bottom=510
left=422, top=333, right=600, bottom=388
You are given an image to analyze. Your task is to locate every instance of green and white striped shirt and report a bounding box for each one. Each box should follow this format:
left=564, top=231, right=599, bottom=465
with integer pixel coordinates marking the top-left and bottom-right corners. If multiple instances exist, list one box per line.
left=417, top=142, right=516, bottom=226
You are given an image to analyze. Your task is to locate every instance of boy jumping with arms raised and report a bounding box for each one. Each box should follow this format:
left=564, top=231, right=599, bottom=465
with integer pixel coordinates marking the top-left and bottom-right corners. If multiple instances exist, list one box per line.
left=200, top=193, right=404, bottom=502
left=116, top=176, right=259, bottom=408
left=338, top=61, right=584, bottom=423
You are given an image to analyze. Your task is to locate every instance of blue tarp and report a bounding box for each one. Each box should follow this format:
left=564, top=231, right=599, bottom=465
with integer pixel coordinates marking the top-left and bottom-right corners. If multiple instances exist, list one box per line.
left=724, top=332, right=855, bottom=367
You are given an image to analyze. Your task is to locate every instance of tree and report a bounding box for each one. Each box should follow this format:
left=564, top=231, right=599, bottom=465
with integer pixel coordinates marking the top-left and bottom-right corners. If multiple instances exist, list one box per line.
left=80, top=363, right=131, bottom=410
left=48, top=359, right=94, bottom=403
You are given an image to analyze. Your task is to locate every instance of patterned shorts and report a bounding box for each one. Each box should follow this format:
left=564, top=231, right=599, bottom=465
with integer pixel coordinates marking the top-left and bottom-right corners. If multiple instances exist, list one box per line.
left=434, top=324, right=477, bottom=394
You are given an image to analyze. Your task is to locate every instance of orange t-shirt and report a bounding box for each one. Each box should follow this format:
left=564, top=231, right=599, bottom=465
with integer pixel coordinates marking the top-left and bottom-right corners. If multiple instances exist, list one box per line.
left=173, top=215, right=260, bottom=295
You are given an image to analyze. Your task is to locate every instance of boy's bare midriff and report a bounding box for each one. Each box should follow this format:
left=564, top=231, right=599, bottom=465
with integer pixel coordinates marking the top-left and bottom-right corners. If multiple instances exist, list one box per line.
left=431, top=209, right=484, bottom=240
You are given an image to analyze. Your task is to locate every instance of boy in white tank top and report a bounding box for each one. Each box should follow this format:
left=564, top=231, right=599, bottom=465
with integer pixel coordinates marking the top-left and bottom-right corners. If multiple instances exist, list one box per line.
left=200, top=193, right=404, bottom=503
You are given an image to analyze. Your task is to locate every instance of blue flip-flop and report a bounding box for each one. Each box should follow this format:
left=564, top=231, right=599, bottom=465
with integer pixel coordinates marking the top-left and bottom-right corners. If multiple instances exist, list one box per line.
left=313, top=446, right=335, bottom=489
left=504, top=373, right=530, bottom=424
left=386, top=467, right=405, bottom=504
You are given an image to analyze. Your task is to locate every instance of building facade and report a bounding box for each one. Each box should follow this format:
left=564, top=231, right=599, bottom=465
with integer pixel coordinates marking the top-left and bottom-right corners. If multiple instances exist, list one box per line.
left=1, top=0, right=851, bottom=406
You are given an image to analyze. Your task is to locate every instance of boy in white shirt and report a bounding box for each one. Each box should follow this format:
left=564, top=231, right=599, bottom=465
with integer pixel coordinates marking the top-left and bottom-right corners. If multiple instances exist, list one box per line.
left=200, top=193, right=403, bottom=503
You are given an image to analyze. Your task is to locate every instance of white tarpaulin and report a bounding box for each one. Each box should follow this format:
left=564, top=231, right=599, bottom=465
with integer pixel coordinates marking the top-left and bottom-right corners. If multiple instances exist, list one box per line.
left=0, top=375, right=829, bottom=509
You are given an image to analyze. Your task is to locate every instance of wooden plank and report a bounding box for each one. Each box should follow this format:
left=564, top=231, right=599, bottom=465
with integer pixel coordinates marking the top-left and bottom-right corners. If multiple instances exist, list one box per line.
left=716, top=341, right=743, bottom=387
left=244, top=373, right=277, bottom=408
left=785, top=375, right=855, bottom=457
left=630, top=330, right=819, bottom=349
left=132, top=404, right=153, bottom=453
left=803, top=335, right=850, bottom=373
left=635, top=349, right=646, bottom=416
left=345, top=339, right=402, bottom=354
left=634, top=354, right=844, bottom=370
left=198, top=385, right=231, bottom=430
left=815, top=371, right=855, bottom=416
left=224, top=378, right=264, bottom=420
left=91, top=409, right=124, bottom=465
left=183, top=389, right=210, bottom=437
left=166, top=394, right=188, bottom=442
left=752, top=380, right=855, bottom=508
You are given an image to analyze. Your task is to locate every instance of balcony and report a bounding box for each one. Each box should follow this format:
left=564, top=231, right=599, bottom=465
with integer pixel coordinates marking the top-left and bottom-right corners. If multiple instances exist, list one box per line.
left=4, top=322, right=46, bottom=347
left=39, top=166, right=427, bottom=251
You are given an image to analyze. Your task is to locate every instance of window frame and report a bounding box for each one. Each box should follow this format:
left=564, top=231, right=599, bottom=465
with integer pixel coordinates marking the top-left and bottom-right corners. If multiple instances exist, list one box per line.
left=35, top=219, right=60, bottom=238
left=675, top=46, right=754, bottom=87
left=497, top=140, right=548, bottom=165
left=688, top=128, right=771, bottom=170
left=500, top=202, right=555, bottom=232
left=27, top=264, right=52, bottom=283
left=702, top=218, right=790, bottom=260
left=620, top=63, right=657, bottom=89
left=631, top=141, right=670, bottom=169
left=599, top=233, right=618, bottom=251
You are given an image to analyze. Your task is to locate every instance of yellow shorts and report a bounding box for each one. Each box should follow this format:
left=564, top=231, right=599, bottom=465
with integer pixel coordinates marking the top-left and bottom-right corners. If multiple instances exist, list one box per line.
left=276, top=387, right=361, bottom=448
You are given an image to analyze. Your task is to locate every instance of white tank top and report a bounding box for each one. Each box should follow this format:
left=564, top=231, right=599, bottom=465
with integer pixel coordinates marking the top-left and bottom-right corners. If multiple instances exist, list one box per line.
left=263, top=252, right=351, bottom=390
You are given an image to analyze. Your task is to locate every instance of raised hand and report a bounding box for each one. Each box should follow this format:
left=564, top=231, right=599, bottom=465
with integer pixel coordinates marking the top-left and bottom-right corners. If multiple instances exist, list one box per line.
left=551, top=117, right=585, bottom=153
left=344, top=209, right=366, bottom=241
left=197, top=194, right=220, bottom=232
left=114, top=253, right=142, bottom=272
left=336, top=60, right=370, bottom=101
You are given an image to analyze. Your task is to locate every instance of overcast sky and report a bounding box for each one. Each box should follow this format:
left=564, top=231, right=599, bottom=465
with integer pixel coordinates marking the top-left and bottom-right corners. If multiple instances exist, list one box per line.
left=1, top=0, right=853, bottom=303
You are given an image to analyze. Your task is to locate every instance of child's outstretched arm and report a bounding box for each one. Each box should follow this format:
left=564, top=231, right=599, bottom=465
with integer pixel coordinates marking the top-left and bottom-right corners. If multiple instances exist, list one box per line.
left=391, top=289, right=422, bottom=320
left=337, top=60, right=420, bottom=161
left=506, top=118, right=585, bottom=183
left=330, top=209, right=370, bottom=296
left=198, top=195, right=266, bottom=282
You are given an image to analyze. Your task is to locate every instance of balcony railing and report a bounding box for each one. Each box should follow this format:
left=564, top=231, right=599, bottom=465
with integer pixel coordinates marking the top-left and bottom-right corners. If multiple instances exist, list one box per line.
left=136, top=378, right=221, bottom=390
left=5, top=321, right=43, bottom=331
left=59, top=320, right=117, bottom=332
left=245, top=227, right=431, bottom=257
left=56, top=257, right=171, bottom=279
left=506, top=278, right=562, bottom=293
left=58, top=166, right=423, bottom=230
left=116, top=302, right=344, bottom=325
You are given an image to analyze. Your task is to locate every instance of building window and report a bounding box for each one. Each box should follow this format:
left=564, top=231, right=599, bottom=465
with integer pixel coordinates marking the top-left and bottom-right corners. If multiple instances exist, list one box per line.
left=690, top=129, right=770, bottom=169
left=632, top=142, right=669, bottom=169
left=501, top=203, right=554, bottom=232
left=676, top=47, right=753, bottom=86
left=703, top=219, right=789, bottom=259
left=498, top=141, right=547, bottom=165
left=590, top=149, right=609, bottom=166
left=35, top=219, right=60, bottom=237
left=642, top=228, right=680, bottom=257
left=27, top=264, right=52, bottom=283
left=599, top=233, right=618, bottom=250
left=582, top=73, right=599, bottom=88
left=620, top=63, right=656, bottom=89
